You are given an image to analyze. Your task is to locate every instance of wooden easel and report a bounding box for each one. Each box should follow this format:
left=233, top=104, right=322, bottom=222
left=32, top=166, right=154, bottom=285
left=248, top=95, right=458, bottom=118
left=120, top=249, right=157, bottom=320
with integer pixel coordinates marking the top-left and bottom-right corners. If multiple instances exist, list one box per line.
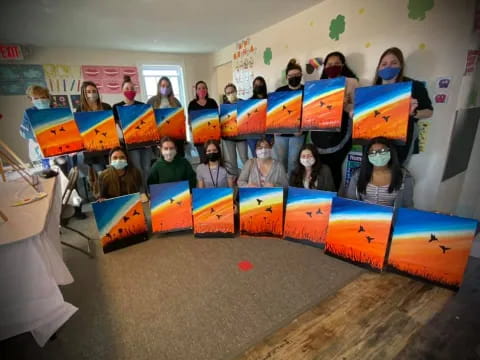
left=0, top=139, right=38, bottom=192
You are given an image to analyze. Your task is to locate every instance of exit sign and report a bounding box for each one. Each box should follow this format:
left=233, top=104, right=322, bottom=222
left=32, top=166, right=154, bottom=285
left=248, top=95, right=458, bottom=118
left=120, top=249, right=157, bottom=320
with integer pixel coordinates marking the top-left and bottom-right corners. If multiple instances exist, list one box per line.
left=0, top=45, right=23, bottom=60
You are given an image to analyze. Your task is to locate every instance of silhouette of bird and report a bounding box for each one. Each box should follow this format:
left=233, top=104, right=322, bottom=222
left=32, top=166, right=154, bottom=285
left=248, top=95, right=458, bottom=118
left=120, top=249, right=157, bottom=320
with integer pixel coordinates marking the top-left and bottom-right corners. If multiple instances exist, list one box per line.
left=99, top=140, right=103, bottom=144
left=247, top=112, right=251, bottom=117
left=135, top=125, right=141, bottom=130
left=256, top=198, right=263, bottom=205
left=319, top=101, right=325, bottom=107
left=265, top=207, right=273, bottom=213
left=429, top=234, right=438, bottom=242
left=306, top=211, right=312, bottom=218
left=106, top=233, right=112, bottom=239
left=287, top=109, right=293, bottom=115
left=50, top=129, right=57, bottom=135
left=94, top=129, right=100, bottom=134
left=374, top=110, right=381, bottom=117
left=227, top=114, right=231, bottom=118
left=133, top=210, right=140, bottom=216
left=123, top=216, right=130, bottom=222
left=282, top=105, right=287, bottom=111
left=210, top=207, right=215, bottom=213
left=216, top=214, right=222, bottom=219
left=366, top=236, right=374, bottom=243
left=208, top=121, right=211, bottom=126
left=316, top=208, right=323, bottom=215
left=166, top=120, right=170, bottom=124
left=118, top=228, right=123, bottom=235
left=213, top=125, right=217, bottom=129
left=382, top=115, right=390, bottom=122
left=169, top=198, right=175, bottom=204
left=59, top=126, right=66, bottom=132
left=58, top=146, right=63, bottom=151
left=102, top=132, right=107, bottom=137
left=254, top=108, right=259, bottom=112
left=176, top=201, right=182, bottom=206
left=439, top=245, right=451, bottom=254
left=140, top=120, right=145, bottom=125
left=358, top=225, right=365, bottom=232
left=326, top=105, right=333, bottom=110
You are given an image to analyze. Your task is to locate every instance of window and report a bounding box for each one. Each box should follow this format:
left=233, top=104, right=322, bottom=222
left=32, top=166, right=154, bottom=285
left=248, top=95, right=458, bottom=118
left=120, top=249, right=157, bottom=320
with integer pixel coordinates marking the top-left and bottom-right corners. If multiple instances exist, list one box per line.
left=140, top=64, right=187, bottom=107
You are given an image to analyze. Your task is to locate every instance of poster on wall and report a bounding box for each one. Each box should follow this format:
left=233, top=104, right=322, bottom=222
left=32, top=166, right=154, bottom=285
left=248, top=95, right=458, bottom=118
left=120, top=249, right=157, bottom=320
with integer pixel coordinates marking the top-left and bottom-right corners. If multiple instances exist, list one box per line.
left=342, top=151, right=363, bottom=191
left=232, top=37, right=256, bottom=98
left=154, top=107, right=187, bottom=140
left=237, top=99, right=267, bottom=137
left=189, top=108, right=221, bottom=145
left=266, top=90, right=302, bottom=133
left=192, top=188, right=234, bottom=237
left=43, top=64, right=81, bottom=94
left=51, top=94, right=70, bottom=108
left=0, top=64, right=47, bottom=95
left=81, top=65, right=141, bottom=94
left=74, top=110, right=120, bottom=152
left=219, top=103, right=239, bottom=139
left=117, top=104, right=160, bottom=148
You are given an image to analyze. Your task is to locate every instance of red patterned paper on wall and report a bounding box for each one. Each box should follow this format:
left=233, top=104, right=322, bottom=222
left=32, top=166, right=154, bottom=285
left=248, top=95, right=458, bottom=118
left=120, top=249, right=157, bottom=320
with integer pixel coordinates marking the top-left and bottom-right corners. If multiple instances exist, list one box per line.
left=81, top=65, right=141, bottom=94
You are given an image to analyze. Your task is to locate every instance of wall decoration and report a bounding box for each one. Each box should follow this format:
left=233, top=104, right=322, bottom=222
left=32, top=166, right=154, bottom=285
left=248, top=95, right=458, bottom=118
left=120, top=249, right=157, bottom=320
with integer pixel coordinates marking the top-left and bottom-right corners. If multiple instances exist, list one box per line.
left=408, top=0, right=434, bottom=21
left=343, top=152, right=363, bottom=190
left=329, top=14, right=346, bottom=41
left=434, top=93, right=448, bottom=104
left=239, top=187, right=284, bottom=237
left=0, top=64, right=46, bottom=95
left=263, top=47, right=272, bottom=65
left=237, top=99, right=267, bottom=137
left=192, top=188, right=234, bottom=237
left=117, top=104, right=160, bottom=149
left=232, top=38, right=256, bottom=98
left=26, top=108, right=84, bottom=157
left=74, top=110, right=120, bottom=152
left=435, top=76, right=452, bottom=89
left=50, top=94, right=70, bottom=108
left=417, top=120, right=430, bottom=152
left=81, top=65, right=140, bottom=94
left=324, top=197, right=394, bottom=271
left=92, top=193, right=148, bottom=253
left=266, top=90, right=302, bottom=133
left=150, top=181, right=193, bottom=233
left=43, top=64, right=81, bottom=94
left=353, top=82, right=412, bottom=143
left=464, top=49, right=480, bottom=75
left=388, top=208, right=478, bottom=289
left=302, top=78, right=345, bottom=132
left=70, top=94, right=81, bottom=109
left=219, top=103, right=239, bottom=138
left=283, top=187, right=336, bottom=247
left=189, top=108, right=221, bottom=145
left=154, top=107, right=187, bottom=140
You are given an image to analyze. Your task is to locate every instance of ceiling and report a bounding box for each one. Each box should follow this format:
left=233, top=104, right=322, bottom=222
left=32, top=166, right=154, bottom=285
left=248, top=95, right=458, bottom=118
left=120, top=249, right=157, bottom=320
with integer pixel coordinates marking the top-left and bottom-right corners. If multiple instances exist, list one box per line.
left=0, top=0, right=322, bottom=53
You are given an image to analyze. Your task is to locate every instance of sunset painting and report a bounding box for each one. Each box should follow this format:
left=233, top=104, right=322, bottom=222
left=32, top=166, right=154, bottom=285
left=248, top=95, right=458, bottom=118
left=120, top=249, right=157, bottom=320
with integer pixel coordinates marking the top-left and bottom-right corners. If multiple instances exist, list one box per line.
left=237, top=99, right=267, bottom=137
left=387, top=208, right=478, bottom=289
left=266, top=90, right=303, bottom=133
left=117, top=104, right=160, bottom=148
left=353, top=81, right=412, bottom=143
left=27, top=108, right=84, bottom=157
left=74, top=110, right=120, bottom=152
left=239, top=187, right=284, bottom=237
left=283, top=187, right=336, bottom=247
left=154, top=107, right=186, bottom=140
left=150, top=181, right=192, bottom=233
left=302, top=77, right=345, bottom=131
left=324, top=197, right=394, bottom=270
left=219, top=103, right=239, bottom=138
left=192, top=187, right=234, bottom=237
left=92, top=193, right=148, bottom=253
left=189, top=108, right=221, bottom=145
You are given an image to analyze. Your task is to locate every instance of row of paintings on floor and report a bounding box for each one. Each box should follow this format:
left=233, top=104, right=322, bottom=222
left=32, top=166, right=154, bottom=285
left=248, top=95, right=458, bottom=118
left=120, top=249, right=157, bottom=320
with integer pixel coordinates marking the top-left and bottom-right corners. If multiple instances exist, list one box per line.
left=91, top=182, right=478, bottom=290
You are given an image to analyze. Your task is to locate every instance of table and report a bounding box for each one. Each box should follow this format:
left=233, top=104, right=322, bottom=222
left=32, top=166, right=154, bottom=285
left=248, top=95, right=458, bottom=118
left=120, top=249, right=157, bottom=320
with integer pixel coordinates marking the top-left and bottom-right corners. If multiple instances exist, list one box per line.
left=0, top=176, right=78, bottom=347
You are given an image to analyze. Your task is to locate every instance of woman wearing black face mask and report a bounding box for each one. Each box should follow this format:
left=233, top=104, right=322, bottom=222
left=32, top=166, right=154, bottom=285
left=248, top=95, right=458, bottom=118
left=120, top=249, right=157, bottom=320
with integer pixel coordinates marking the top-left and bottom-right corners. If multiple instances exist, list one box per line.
left=274, top=59, right=305, bottom=176
left=196, top=140, right=233, bottom=188
left=247, top=76, right=273, bottom=157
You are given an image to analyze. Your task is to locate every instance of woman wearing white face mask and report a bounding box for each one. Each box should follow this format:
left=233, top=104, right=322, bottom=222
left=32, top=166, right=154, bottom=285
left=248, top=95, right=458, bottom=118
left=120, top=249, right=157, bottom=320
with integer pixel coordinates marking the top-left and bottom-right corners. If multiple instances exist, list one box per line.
left=289, top=144, right=335, bottom=191
left=147, top=136, right=197, bottom=188
left=344, top=137, right=414, bottom=208
left=96, top=147, right=142, bottom=199
left=76, top=81, right=112, bottom=112
left=237, top=137, right=288, bottom=188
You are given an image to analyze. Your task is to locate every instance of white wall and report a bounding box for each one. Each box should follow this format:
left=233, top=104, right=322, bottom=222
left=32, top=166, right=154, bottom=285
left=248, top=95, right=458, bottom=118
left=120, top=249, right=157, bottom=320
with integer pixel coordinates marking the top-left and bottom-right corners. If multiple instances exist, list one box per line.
left=0, top=47, right=212, bottom=160
left=211, top=0, right=478, bottom=212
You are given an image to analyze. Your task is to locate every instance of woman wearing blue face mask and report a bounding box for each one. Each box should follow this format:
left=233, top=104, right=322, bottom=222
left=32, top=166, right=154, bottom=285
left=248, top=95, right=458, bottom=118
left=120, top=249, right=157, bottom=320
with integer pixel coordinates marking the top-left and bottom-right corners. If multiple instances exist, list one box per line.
left=373, top=47, right=433, bottom=164
left=96, top=147, right=142, bottom=199
left=344, top=137, right=413, bottom=208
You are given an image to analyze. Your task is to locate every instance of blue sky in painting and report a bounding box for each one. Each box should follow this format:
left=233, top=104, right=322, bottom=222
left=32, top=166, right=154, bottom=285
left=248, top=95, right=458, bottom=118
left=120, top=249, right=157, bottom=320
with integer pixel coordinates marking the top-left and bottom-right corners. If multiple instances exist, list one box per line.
left=117, top=104, right=152, bottom=129
left=192, top=187, right=233, bottom=211
left=354, top=82, right=411, bottom=118
left=303, top=77, right=346, bottom=105
left=92, top=193, right=140, bottom=236
left=150, top=181, right=190, bottom=210
left=74, top=110, right=113, bottom=133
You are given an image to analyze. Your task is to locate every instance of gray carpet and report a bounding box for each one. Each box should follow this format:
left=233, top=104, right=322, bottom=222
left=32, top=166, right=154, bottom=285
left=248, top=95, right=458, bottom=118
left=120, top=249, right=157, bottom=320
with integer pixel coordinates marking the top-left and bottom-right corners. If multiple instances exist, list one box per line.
left=1, top=210, right=363, bottom=360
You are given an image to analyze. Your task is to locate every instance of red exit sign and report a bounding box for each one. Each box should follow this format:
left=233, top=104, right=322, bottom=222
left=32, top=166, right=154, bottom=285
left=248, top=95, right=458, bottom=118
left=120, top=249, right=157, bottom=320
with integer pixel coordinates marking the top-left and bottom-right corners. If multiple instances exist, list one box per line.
left=0, top=45, right=23, bottom=60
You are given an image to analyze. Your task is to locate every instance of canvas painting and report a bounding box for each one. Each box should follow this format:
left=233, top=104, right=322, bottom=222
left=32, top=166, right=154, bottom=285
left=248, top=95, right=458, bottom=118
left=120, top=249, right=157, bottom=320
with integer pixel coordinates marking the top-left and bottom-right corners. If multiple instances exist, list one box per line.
left=150, top=181, right=193, bottom=233
left=154, top=107, right=186, bottom=140
left=26, top=108, right=84, bottom=157
left=324, top=197, right=394, bottom=271
left=239, top=187, right=284, bottom=237
left=266, top=90, right=303, bottom=133
left=219, top=103, right=239, bottom=138
left=237, top=99, right=267, bottom=137
left=283, top=187, right=336, bottom=247
left=353, top=82, right=412, bottom=143
left=192, top=188, right=234, bottom=237
left=189, top=109, right=221, bottom=145
left=117, top=104, right=160, bottom=148
left=388, top=208, right=478, bottom=289
left=74, top=110, right=120, bottom=152
left=302, top=77, right=345, bottom=131
left=92, top=193, right=148, bottom=253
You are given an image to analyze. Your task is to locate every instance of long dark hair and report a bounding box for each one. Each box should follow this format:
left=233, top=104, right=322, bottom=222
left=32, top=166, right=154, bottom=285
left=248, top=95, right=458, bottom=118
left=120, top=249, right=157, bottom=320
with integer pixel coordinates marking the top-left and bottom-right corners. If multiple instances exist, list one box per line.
left=195, top=80, right=209, bottom=100
left=80, top=81, right=104, bottom=111
left=290, top=144, right=324, bottom=188
left=157, top=76, right=179, bottom=107
left=320, top=52, right=358, bottom=79
left=251, top=76, right=267, bottom=99
left=286, top=58, right=302, bottom=75
left=203, top=139, right=224, bottom=166
left=373, top=47, right=405, bottom=85
left=357, top=137, right=403, bottom=194
left=109, top=146, right=129, bottom=162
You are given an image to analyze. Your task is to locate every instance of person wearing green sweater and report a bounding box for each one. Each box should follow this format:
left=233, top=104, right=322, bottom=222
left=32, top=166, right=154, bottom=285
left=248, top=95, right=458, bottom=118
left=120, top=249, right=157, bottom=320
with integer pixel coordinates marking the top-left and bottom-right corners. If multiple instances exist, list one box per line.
left=147, top=136, right=197, bottom=188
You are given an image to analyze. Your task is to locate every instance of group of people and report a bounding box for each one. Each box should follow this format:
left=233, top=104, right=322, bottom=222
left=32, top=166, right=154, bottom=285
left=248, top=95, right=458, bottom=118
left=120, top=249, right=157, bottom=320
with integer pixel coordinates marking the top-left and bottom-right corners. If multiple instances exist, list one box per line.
left=20, top=46, right=433, bottom=213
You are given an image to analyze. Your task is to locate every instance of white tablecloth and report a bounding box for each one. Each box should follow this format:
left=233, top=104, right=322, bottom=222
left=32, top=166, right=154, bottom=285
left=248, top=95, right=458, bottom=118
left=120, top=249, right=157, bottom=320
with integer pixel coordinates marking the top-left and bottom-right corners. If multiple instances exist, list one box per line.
left=0, top=176, right=78, bottom=347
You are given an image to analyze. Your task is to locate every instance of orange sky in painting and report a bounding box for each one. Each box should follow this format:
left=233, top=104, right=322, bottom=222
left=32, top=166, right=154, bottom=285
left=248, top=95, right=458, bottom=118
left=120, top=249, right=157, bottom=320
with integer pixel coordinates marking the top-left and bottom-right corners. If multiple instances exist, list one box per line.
left=240, top=203, right=283, bottom=236
left=283, top=202, right=332, bottom=244
left=82, top=119, right=120, bottom=152
left=123, top=110, right=160, bottom=145
left=151, top=195, right=192, bottom=233
left=302, top=91, right=344, bottom=130
left=193, top=196, right=234, bottom=234
left=266, top=97, right=302, bottom=131
left=192, top=120, right=221, bottom=144
left=221, top=113, right=239, bottom=138
left=238, top=101, right=267, bottom=135
left=36, top=120, right=84, bottom=157
left=158, top=111, right=186, bottom=140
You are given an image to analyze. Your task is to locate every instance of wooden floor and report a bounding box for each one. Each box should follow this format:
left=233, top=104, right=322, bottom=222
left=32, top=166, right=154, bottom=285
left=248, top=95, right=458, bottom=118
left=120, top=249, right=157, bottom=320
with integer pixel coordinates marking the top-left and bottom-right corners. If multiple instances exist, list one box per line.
left=237, top=272, right=453, bottom=360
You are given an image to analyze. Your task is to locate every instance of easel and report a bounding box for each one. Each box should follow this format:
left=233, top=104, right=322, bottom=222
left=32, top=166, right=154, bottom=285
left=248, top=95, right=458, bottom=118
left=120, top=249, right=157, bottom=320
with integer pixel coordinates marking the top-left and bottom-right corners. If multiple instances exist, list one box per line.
left=0, top=139, right=38, bottom=192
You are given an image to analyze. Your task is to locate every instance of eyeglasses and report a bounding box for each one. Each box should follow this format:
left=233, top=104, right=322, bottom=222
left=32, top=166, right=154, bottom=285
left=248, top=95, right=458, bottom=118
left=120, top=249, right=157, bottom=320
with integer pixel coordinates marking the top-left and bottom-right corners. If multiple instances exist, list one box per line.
left=368, top=148, right=390, bottom=156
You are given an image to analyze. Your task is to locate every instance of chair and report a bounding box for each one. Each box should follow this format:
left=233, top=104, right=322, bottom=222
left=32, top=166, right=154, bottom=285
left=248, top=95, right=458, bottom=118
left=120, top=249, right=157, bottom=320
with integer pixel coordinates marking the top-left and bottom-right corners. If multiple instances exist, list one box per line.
left=60, top=166, right=95, bottom=258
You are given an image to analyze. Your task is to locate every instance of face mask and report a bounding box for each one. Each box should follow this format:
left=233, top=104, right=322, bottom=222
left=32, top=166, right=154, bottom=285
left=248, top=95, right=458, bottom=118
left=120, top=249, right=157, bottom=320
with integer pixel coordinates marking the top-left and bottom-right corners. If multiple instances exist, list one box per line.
left=160, top=87, right=171, bottom=96
left=378, top=67, right=401, bottom=81
left=162, top=149, right=176, bottom=162
left=87, top=92, right=99, bottom=102
left=300, top=158, right=316, bottom=168
left=124, top=90, right=136, bottom=101
left=197, top=89, right=207, bottom=99
left=288, top=76, right=302, bottom=88
left=33, top=99, right=50, bottom=109
left=324, top=65, right=343, bottom=78
left=256, top=148, right=272, bottom=159
left=206, top=152, right=220, bottom=162
left=226, top=93, right=237, bottom=103
left=253, top=85, right=267, bottom=97
left=111, top=159, right=128, bottom=170
left=368, top=152, right=391, bottom=167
